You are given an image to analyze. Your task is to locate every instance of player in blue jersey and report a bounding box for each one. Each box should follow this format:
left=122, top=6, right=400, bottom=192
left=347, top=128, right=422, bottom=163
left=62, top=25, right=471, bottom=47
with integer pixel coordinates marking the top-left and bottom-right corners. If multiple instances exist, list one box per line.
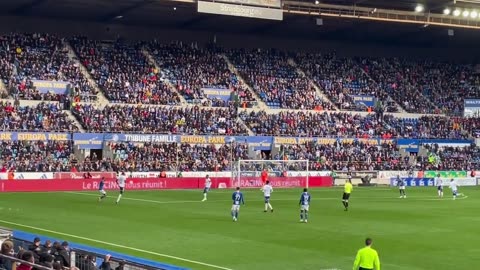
left=98, top=177, right=107, bottom=202
left=231, top=187, right=245, bottom=222
left=299, top=188, right=311, bottom=223
left=202, top=175, right=212, bottom=202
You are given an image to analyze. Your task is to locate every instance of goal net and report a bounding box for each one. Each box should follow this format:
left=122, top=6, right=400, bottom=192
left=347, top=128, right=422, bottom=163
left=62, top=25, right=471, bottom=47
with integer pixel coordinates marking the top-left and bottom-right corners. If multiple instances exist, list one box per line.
left=233, top=160, right=309, bottom=188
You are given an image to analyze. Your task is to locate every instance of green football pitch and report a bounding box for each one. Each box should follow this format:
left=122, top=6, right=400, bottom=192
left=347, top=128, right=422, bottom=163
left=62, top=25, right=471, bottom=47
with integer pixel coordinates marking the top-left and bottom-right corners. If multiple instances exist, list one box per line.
left=0, top=187, right=478, bottom=270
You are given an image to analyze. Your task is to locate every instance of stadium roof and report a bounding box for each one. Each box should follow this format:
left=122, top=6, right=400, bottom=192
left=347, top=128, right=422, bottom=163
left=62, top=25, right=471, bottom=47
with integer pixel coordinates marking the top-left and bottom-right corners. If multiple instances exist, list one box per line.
left=1, top=0, right=480, bottom=48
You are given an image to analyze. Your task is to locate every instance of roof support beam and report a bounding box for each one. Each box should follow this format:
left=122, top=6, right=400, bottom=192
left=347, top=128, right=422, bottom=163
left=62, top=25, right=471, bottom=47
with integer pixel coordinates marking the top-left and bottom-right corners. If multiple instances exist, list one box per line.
left=10, top=0, right=48, bottom=14
left=99, top=0, right=155, bottom=22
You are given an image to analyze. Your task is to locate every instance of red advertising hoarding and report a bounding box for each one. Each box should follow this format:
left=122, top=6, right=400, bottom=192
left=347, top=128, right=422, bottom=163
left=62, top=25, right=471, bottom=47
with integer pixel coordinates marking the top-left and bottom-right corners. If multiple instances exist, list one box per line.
left=55, top=172, right=117, bottom=179
left=0, top=177, right=332, bottom=193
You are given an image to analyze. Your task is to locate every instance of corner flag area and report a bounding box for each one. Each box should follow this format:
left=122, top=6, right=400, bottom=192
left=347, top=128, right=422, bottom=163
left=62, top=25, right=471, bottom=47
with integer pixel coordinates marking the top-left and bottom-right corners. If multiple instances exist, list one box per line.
left=0, top=187, right=477, bottom=270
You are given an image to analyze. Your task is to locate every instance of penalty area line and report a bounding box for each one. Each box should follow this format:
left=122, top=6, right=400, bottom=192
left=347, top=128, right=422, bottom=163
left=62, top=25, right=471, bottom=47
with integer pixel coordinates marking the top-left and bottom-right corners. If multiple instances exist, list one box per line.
left=0, top=219, right=233, bottom=270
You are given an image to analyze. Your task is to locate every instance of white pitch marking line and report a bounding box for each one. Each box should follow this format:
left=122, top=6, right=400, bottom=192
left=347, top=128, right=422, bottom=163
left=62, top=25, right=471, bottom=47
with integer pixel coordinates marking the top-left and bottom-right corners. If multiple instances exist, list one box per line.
left=0, top=219, right=233, bottom=270
left=65, top=191, right=469, bottom=204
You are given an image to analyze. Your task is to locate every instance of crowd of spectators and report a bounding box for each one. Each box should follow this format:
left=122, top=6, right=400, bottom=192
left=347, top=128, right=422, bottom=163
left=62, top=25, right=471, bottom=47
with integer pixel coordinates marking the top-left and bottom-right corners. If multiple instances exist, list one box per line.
left=418, top=143, right=480, bottom=171
left=240, top=110, right=469, bottom=139
left=295, top=52, right=398, bottom=112
left=0, top=139, right=477, bottom=172
left=71, top=104, right=247, bottom=135
left=79, top=142, right=250, bottom=172
left=1, top=236, right=122, bottom=270
left=0, top=141, right=72, bottom=172
left=147, top=41, right=256, bottom=107
left=0, top=33, right=96, bottom=102
left=398, top=61, right=479, bottom=116
left=0, top=102, right=78, bottom=132
left=228, top=49, right=335, bottom=110
left=70, top=37, right=180, bottom=105
left=360, top=58, right=442, bottom=114
left=278, top=141, right=411, bottom=171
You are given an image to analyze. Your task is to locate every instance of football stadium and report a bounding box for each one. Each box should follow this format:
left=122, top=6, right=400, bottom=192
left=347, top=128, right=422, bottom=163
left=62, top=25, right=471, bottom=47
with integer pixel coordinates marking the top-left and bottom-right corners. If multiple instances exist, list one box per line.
left=0, top=0, right=480, bottom=270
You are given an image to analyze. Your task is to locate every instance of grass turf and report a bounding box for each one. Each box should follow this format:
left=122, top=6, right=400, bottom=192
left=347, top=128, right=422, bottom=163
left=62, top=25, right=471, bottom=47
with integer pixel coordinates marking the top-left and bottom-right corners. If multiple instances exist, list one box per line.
left=0, top=187, right=478, bottom=270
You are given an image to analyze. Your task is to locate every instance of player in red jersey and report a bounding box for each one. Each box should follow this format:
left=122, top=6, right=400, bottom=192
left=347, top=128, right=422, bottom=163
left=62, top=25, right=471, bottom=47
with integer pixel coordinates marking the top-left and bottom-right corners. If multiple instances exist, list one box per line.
left=261, top=168, right=268, bottom=185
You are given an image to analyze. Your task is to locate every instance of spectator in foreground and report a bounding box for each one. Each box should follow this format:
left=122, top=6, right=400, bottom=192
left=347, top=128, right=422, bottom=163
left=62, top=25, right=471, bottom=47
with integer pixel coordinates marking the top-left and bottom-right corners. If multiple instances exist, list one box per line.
left=98, top=254, right=111, bottom=270
left=17, top=251, right=35, bottom=270
left=28, top=237, right=42, bottom=263
left=0, top=240, right=15, bottom=270
left=53, top=241, right=70, bottom=268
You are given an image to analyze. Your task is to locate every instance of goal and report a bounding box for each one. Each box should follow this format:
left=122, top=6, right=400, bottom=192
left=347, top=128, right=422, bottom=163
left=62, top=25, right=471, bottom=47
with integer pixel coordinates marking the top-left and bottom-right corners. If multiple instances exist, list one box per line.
left=233, top=160, right=309, bottom=188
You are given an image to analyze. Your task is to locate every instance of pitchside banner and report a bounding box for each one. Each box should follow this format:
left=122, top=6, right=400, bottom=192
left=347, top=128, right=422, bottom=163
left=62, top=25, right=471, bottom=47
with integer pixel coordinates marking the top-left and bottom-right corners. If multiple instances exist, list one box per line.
left=32, top=80, right=69, bottom=94
left=391, top=177, right=478, bottom=187
left=214, top=0, right=282, bottom=8
left=202, top=88, right=231, bottom=101
left=273, top=137, right=393, bottom=146
left=0, top=177, right=330, bottom=192
left=390, top=178, right=435, bottom=187
left=352, top=95, right=375, bottom=107
left=0, top=132, right=71, bottom=141
left=197, top=1, right=283, bottom=21
left=424, top=171, right=467, bottom=178
left=55, top=172, right=117, bottom=180
left=72, top=133, right=104, bottom=149
left=464, top=99, right=480, bottom=117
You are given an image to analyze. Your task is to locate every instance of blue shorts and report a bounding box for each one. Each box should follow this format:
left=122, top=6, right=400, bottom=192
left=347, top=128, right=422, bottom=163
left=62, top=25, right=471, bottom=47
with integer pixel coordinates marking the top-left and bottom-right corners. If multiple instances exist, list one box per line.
left=264, top=196, right=270, bottom=203
left=203, top=187, right=210, bottom=193
left=453, top=190, right=457, bottom=196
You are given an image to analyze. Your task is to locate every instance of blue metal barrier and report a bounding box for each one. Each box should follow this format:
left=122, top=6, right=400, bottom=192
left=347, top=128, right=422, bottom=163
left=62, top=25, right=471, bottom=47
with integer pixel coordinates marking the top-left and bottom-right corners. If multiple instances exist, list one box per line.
left=13, top=230, right=189, bottom=270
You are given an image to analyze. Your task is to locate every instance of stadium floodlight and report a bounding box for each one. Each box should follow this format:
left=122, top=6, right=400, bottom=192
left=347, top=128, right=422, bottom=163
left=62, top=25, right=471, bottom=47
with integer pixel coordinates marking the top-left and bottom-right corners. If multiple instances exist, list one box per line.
left=315, top=0, right=319, bottom=4
left=463, top=10, right=470, bottom=17
left=471, top=10, right=478, bottom=18
left=443, top=8, right=451, bottom=15
left=415, top=4, right=424, bottom=12
left=453, top=9, right=461, bottom=16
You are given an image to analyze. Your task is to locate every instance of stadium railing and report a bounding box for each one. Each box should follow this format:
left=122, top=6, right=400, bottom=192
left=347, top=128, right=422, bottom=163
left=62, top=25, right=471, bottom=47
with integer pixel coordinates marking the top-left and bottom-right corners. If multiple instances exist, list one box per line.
left=0, top=253, right=52, bottom=270
left=12, top=230, right=189, bottom=270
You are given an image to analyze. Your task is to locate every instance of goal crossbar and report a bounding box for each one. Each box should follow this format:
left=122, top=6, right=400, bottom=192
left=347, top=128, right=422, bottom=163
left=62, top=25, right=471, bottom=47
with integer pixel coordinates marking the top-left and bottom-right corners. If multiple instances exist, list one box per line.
left=234, top=159, right=310, bottom=188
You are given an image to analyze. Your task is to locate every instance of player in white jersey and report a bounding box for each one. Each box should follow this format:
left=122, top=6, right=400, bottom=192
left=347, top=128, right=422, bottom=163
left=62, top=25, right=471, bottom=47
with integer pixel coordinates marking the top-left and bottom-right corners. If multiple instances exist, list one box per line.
left=202, top=175, right=212, bottom=202
left=435, top=174, right=443, bottom=198
left=116, top=172, right=126, bottom=204
left=449, top=179, right=459, bottom=200
left=261, top=181, right=274, bottom=213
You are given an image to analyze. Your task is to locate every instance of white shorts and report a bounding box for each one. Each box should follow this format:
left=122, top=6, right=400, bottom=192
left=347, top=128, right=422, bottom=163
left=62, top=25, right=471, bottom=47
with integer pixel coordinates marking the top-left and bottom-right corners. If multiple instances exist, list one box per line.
left=399, top=186, right=406, bottom=190
left=301, top=205, right=309, bottom=211
left=231, top=205, right=240, bottom=211
left=99, top=190, right=106, bottom=195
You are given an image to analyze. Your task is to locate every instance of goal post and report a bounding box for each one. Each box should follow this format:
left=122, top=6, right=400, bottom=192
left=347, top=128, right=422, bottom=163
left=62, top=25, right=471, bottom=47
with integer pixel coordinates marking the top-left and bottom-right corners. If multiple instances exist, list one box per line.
left=233, top=159, right=309, bottom=188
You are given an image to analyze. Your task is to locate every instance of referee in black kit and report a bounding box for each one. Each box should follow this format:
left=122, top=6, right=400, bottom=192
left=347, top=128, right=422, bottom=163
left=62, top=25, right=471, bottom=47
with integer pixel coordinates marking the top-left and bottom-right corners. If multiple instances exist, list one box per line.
left=353, top=238, right=381, bottom=270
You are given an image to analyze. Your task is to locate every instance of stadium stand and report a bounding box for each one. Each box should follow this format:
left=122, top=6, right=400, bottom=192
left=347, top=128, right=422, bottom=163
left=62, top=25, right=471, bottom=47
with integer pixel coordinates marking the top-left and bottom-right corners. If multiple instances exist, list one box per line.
left=146, top=41, right=256, bottom=107
left=0, top=33, right=96, bottom=102
left=69, top=37, right=180, bottom=105
left=0, top=141, right=73, bottom=172
left=0, top=101, right=78, bottom=132
left=419, top=143, right=480, bottom=170
left=96, top=142, right=250, bottom=172
left=279, top=141, right=410, bottom=171
left=0, top=35, right=477, bottom=174
left=71, top=104, right=248, bottom=135
left=361, top=57, right=443, bottom=114
left=227, top=48, right=335, bottom=110
left=239, top=110, right=469, bottom=138
left=294, top=52, right=398, bottom=112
